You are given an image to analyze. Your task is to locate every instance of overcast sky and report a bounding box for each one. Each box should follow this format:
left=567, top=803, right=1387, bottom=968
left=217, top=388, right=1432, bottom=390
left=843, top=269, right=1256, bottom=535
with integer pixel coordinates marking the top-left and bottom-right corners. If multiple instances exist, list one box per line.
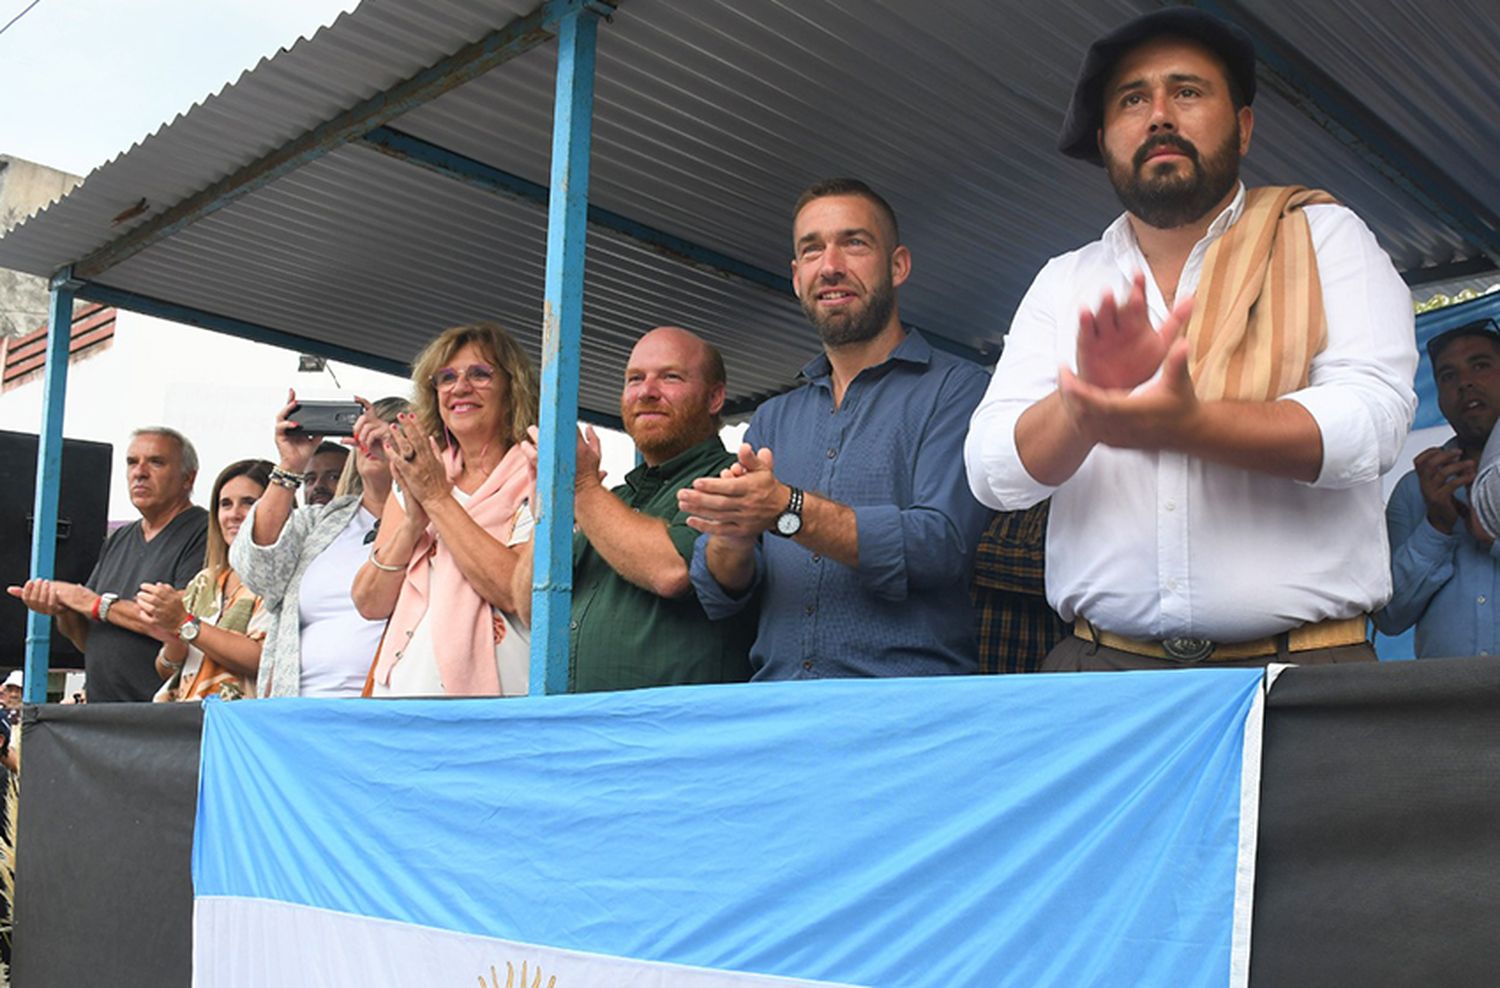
left=1, top=0, right=360, bottom=176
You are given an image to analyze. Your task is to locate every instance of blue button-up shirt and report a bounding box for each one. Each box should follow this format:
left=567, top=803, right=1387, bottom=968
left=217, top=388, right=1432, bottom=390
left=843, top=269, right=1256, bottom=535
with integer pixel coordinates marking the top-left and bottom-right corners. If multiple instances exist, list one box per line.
left=1377, top=447, right=1500, bottom=658
left=691, top=332, right=992, bottom=679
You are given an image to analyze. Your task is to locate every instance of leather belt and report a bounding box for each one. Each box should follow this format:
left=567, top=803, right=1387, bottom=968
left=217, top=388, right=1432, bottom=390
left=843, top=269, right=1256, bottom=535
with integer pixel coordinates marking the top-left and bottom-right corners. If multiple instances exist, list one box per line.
left=1073, top=616, right=1369, bottom=663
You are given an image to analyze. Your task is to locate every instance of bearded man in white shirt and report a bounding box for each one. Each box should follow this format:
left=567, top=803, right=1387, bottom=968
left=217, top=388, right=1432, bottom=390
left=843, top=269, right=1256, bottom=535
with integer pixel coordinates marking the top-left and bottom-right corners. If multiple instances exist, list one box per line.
left=964, top=8, right=1417, bottom=670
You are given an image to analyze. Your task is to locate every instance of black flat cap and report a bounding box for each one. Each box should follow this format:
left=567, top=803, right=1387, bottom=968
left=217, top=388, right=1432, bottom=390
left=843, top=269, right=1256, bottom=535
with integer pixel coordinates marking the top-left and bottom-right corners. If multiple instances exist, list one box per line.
left=1057, top=7, right=1257, bottom=165
left=1427, top=317, right=1500, bottom=364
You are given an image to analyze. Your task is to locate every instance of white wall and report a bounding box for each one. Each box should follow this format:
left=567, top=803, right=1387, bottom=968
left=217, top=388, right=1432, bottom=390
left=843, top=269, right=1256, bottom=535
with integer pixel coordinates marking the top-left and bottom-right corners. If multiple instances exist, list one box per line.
left=0, top=311, right=653, bottom=521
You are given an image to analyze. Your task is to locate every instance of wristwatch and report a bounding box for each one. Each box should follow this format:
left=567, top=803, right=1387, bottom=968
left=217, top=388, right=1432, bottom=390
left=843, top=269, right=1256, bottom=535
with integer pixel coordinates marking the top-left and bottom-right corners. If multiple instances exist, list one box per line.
left=773, top=486, right=804, bottom=538
left=177, top=616, right=201, bottom=643
left=96, top=592, right=119, bottom=624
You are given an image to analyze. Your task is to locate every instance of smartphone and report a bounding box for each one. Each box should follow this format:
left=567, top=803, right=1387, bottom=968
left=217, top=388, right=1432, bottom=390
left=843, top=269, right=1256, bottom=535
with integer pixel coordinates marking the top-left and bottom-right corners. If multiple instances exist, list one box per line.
left=290, top=400, right=363, bottom=437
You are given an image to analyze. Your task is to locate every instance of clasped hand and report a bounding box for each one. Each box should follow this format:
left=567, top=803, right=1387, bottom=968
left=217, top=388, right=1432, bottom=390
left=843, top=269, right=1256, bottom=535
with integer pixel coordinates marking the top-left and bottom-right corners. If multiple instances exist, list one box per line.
left=6, top=578, right=87, bottom=617
left=1414, top=447, right=1485, bottom=541
left=678, top=444, right=786, bottom=541
left=137, top=582, right=189, bottom=640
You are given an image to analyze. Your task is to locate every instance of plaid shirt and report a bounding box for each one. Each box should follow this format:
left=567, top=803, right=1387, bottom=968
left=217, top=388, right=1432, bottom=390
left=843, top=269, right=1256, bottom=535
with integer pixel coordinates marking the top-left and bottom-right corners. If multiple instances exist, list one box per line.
left=971, top=501, right=1066, bottom=673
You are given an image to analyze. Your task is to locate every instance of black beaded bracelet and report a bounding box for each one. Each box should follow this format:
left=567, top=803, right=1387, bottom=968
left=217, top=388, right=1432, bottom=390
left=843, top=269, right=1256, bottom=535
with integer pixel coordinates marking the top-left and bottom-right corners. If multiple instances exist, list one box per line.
left=268, top=466, right=303, bottom=490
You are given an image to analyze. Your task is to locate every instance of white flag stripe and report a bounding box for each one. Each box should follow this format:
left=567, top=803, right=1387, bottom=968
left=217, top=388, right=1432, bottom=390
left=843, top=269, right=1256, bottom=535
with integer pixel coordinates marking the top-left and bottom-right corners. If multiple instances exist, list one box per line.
left=193, top=896, right=864, bottom=988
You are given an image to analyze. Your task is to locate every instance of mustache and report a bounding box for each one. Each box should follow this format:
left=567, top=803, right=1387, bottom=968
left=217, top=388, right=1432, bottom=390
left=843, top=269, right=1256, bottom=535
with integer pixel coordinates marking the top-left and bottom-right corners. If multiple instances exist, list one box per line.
left=1133, top=134, right=1200, bottom=170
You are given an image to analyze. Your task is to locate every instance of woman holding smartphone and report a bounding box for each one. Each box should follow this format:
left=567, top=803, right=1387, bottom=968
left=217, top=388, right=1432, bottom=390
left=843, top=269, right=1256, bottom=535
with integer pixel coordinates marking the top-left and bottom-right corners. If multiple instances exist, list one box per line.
left=232, top=393, right=408, bottom=697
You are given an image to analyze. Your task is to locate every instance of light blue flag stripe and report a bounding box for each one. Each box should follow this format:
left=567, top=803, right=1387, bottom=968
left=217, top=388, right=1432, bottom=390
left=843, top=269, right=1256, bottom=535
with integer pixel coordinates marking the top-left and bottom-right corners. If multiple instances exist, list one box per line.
left=195, top=670, right=1264, bottom=986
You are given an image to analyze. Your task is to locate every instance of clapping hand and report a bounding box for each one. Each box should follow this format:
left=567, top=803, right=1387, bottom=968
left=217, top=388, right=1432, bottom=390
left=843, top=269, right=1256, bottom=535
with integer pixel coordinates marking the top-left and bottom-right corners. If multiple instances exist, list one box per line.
left=1076, top=273, right=1195, bottom=391
left=522, top=425, right=604, bottom=488
left=679, top=443, right=785, bottom=542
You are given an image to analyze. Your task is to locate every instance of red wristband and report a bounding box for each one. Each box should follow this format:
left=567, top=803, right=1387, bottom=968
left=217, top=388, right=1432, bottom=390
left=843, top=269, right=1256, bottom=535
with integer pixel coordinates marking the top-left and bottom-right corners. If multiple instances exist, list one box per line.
left=91, top=596, right=103, bottom=621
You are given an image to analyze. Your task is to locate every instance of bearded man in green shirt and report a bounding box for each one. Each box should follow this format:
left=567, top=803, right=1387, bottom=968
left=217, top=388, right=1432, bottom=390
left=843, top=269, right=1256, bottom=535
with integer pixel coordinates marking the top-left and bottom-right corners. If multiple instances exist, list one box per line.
left=514, top=326, right=755, bottom=692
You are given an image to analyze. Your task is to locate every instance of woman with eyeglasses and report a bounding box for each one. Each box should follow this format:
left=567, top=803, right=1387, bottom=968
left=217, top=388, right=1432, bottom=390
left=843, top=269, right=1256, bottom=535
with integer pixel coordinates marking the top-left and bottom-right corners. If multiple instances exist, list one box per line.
left=351, top=323, right=539, bottom=696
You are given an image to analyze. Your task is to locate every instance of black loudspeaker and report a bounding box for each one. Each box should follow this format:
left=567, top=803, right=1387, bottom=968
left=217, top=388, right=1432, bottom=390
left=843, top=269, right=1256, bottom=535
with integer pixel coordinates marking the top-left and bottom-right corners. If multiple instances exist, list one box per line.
left=0, top=430, right=112, bottom=669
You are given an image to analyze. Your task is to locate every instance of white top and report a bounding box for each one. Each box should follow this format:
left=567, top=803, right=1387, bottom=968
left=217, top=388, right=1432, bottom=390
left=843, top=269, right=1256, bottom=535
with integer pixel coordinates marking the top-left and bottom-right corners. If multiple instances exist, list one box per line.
left=374, top=491, right=533, bottom=697
left=1474, top=422, right=1500, bottom=539
left=964, top=185, right=1418, bottom=641
left=296, top=505, right=386, bottom=697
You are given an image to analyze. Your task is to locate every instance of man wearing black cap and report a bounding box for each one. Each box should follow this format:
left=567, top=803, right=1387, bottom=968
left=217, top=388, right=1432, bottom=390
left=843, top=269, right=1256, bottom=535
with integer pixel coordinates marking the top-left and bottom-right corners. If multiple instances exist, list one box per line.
left=1403, top=318, right=1500, bottom=657
left=964, top=9, right=1417, bottom=670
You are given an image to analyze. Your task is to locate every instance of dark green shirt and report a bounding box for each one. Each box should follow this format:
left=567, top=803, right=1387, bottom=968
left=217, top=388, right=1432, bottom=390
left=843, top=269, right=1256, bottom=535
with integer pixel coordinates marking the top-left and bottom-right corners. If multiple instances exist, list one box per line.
left=570, top=437, right=756, bottom=693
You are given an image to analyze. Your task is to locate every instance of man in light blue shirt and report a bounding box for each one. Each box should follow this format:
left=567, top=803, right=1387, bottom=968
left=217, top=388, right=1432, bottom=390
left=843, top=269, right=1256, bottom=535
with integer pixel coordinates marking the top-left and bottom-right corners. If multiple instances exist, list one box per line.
left=1379, top=318, right=1500, bottom=657
left=679, top=178, right=991, bottom=679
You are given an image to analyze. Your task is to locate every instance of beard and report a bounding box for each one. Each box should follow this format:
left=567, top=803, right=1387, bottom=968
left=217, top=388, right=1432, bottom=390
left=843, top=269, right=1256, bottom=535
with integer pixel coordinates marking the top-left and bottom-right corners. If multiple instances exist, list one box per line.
left=800, top=275, right=897, bottom=348
left=624, top=394, right=716, bottom=463
left=1106, top=128, right=1241, bottom=230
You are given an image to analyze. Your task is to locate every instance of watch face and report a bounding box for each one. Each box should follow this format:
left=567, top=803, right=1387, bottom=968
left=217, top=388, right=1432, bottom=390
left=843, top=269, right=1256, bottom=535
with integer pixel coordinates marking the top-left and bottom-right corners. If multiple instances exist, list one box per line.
left=179, top=619, right=200, bottom=643
left=776, top=512, right=802, bottom=536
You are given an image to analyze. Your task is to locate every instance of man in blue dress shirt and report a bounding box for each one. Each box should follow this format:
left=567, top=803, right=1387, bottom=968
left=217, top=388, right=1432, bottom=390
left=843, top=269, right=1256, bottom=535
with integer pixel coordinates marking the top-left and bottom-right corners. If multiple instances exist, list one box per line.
left=1379, top=318, right=1500, bottom=658
left=679, top=178, right=992, bottom=679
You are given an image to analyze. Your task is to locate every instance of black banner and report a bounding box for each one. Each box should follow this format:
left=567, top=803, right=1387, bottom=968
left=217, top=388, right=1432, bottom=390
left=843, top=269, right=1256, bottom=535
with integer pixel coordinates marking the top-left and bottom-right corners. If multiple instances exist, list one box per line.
left=1252, top=656, right=1500, bottom=986
left=13, top=703, right=202, bottom=987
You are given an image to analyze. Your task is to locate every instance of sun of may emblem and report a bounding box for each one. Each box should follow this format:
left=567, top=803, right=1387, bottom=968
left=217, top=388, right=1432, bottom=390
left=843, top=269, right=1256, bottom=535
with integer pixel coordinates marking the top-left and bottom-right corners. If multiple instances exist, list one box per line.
left=478, top=961, right=556, bottom=988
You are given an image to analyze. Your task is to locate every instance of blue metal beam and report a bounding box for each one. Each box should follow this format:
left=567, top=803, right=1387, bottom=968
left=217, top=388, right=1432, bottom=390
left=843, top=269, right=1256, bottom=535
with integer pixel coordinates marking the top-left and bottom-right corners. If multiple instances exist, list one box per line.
left=358, top=129, right=1005, bottom=368
left=358, top=126, right=792, bottom=299
left=23, top=269, right=80, bottom=704
left=72, top=282, right=411, bottom=376
left=74, top=0, right=613, bottom=281
left=1187, top=0, right=1500, bottom=264
left=72, top=281, right=629, bottom=430
left=530, top=6, right=602, bottom=696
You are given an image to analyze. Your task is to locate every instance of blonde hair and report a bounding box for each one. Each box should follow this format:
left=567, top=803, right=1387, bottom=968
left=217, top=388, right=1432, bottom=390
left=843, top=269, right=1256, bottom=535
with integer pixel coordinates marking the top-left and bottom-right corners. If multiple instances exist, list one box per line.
left=334, top=396, right=409, bottom=499
left=409, top=322, right=538, bottom=450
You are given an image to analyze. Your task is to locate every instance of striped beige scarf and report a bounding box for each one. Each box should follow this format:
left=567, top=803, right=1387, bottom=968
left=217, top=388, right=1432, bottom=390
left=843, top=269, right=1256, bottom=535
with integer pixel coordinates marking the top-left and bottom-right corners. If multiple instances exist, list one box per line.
left=1186, top=185, right=1337, bottom=401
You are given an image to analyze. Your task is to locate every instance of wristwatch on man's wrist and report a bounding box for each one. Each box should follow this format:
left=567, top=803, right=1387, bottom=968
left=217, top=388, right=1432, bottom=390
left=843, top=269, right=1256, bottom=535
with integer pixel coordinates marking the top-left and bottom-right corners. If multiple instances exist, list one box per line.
left=177, top=616, right=201, bottom=643
left=96, top=592, right=119, bottom=624
left=773, top=486, right=804, bottom=538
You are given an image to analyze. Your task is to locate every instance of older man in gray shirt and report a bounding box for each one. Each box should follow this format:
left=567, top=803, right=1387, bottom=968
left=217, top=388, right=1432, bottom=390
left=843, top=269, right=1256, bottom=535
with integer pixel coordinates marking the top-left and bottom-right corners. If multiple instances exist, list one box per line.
left=9, top=427, right=206, bottom=701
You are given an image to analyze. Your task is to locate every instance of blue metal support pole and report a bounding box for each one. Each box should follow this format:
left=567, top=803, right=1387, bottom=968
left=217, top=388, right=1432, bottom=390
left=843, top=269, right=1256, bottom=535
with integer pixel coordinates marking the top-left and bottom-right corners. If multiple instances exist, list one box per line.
left=530, top=5, right=602, bottom=695
left=23, top=268, right=80, bottom=704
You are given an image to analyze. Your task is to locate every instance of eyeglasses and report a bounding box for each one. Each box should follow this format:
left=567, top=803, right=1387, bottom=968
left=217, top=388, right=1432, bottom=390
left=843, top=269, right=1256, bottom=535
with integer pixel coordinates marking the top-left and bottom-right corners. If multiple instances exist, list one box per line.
left=431, top=363, right=498, bottom=391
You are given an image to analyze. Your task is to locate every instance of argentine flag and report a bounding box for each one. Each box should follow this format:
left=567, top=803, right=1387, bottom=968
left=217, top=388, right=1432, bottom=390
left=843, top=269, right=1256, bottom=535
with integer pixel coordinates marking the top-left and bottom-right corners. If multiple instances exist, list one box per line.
left=193, top=670, right=1269, bottom=986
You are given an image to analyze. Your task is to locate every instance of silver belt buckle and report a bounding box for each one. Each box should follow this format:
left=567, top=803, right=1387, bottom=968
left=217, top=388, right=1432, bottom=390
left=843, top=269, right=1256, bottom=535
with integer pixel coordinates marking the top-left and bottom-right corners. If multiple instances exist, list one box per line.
left=1162, top=637, right=1215, bottom=662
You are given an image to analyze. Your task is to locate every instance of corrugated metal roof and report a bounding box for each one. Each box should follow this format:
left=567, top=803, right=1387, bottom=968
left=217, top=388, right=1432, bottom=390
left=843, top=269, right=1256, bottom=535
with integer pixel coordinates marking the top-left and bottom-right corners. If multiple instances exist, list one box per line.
left=0, top=0, right=1494, bottom=418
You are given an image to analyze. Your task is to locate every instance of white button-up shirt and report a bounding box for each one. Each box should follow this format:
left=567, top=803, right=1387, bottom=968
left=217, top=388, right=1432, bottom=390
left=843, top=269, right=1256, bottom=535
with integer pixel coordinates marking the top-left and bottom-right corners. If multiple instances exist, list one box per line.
left=965, top=185, right=1418, bottom=641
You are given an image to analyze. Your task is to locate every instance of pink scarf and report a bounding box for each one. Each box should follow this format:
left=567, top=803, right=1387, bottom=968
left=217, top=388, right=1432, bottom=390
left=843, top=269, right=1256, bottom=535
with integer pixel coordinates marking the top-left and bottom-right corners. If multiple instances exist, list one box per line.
left=373, top=442, right=534, bottom=695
